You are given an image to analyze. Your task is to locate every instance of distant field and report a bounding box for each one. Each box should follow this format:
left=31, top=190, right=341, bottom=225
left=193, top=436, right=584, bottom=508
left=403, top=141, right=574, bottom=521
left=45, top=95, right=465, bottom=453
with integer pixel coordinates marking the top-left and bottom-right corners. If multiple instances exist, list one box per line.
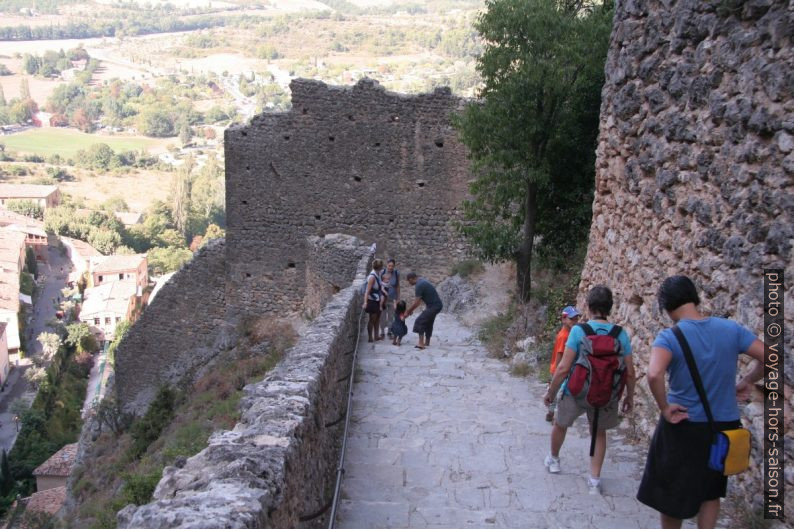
left=0, top=128, right=170, bottom=157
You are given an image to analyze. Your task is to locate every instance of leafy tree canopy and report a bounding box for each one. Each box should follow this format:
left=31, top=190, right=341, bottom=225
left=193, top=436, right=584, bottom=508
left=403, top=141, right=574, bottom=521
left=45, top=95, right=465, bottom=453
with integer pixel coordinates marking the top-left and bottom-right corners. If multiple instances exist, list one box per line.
left=454, top=0, right=612, bottom=299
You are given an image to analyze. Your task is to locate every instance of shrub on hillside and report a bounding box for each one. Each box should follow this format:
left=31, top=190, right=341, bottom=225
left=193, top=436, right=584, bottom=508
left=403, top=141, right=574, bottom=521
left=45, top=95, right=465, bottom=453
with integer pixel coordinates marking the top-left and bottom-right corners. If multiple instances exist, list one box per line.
left=129, top=386, right=177, bottom=459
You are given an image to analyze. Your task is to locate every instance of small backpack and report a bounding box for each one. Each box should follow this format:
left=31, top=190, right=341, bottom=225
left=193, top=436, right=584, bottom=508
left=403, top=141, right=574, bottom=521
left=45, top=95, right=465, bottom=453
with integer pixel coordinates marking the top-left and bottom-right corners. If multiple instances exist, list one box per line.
left=566, top=323, right=627, bottom=455
left=359, top=271, right=381, bottom=299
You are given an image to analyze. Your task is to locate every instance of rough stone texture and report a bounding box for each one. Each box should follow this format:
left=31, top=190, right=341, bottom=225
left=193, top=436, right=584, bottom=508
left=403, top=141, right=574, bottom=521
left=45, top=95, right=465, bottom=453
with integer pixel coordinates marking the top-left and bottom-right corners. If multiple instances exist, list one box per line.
left=580, top=0, right=793, bottom=515
left=117, top=251, right=371, bottom=529
left=225, top=78, right=471, bottom=317
left=304, top=234, right=369, bottom=319
left=114, top=239, right=230, bottom=415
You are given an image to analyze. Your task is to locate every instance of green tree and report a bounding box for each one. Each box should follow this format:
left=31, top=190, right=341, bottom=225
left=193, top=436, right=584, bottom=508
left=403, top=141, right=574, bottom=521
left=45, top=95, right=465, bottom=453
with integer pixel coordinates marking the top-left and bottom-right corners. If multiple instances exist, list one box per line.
left=6, top=199, right=43, bottom=220
left=170, top=166, right=192, bottom=237
left=22, top=55, right=38, bottom=75
left=25, top=246, right=37, bottom=277
left=454, top=0, right=612, bottom=300
left=204, top=223, right=225, bottom=241
left=138, top=108, right=175, bottom=137
left=178, top=122, right=192, bottom=146
left=65, top=323, right=97, bottom=354
left=147, top=246, right=193, bottom=275
left=37, top=332, right=62, bottom=364
left=0, top=449, right=12, bottom=496
left=19, top=77, right=30, bottom=100
left=75, top=143, right=114, bottom=171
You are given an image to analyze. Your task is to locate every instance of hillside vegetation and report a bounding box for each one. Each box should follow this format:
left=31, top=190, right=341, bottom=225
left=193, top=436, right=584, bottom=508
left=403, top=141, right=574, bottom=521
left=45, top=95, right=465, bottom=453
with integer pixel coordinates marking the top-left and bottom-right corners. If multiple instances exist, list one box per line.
left=65, top=318, right=296, bottom=529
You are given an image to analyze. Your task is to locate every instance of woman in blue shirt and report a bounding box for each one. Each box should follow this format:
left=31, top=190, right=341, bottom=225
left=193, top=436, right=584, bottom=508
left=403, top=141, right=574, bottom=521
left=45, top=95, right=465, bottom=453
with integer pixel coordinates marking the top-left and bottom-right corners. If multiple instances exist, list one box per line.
left=637, top=276, right=765, bottom=529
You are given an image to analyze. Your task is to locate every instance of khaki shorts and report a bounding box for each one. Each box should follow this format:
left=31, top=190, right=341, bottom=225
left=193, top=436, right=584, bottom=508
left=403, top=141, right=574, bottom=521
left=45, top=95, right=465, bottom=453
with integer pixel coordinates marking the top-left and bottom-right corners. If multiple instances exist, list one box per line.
left=555, top=393, right=620, bottom=430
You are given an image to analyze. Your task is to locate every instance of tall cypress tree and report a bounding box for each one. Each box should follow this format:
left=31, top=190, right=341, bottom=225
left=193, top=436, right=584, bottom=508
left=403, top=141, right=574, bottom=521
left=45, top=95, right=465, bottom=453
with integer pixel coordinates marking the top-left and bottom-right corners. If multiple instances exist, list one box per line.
left=1, top=448, right=13, bottom=496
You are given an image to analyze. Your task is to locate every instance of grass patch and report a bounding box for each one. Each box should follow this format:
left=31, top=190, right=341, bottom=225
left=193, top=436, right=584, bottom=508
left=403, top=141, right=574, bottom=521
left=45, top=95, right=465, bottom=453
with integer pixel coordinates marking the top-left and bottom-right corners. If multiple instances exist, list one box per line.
left=478, top=307, right=514, bottom=357
left=509, top=363, right=531, bottom=377
left=450, top=258, right=484, bottom=279
left=0, top=129, right=164, bottom=158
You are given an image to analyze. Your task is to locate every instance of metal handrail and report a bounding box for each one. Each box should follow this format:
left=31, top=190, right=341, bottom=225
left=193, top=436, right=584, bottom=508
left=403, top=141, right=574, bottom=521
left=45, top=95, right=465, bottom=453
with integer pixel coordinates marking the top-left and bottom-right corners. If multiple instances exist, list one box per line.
left=326, top=303, right=366, bottom=529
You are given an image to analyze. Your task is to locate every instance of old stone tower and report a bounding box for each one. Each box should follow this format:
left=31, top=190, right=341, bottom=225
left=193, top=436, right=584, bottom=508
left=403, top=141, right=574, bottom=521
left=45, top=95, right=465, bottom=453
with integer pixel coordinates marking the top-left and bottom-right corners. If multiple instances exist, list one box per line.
left=578, top=0, right=792, bottom=512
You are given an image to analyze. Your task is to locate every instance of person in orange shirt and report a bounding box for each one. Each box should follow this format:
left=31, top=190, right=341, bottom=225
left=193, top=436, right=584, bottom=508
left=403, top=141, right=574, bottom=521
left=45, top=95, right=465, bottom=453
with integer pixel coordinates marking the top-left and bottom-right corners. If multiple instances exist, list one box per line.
left=546, top=305, right=581, bottom=422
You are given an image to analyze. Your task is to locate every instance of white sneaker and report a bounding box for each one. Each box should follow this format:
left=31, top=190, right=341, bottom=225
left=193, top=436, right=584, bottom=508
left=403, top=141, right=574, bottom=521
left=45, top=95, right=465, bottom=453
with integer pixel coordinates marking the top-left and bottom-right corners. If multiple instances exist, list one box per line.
left=544, top=454, right=561, bottom=474
left=588, top=478, right=602, bottom=495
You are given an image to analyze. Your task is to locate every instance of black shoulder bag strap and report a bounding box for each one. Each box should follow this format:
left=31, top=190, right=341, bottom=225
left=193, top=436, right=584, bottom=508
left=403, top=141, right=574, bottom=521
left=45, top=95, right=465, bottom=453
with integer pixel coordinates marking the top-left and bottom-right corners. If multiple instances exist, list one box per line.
left=671, top=325, right=716, bottom=432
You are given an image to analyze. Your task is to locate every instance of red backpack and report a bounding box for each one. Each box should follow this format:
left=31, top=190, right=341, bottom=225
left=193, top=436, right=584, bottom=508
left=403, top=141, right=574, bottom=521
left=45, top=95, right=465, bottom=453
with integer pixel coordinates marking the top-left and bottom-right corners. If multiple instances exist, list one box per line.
left=566, top=323, right=627, bottom=455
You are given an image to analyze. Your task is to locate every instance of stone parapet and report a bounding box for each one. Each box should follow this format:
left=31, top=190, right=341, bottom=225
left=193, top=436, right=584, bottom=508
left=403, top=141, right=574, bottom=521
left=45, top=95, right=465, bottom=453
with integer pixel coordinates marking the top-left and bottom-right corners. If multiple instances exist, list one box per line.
left=116, top=250, right=371, bottom=529
left=304, top=234, right=370, bottom=319
left=579, top=0, right=792, bottom=513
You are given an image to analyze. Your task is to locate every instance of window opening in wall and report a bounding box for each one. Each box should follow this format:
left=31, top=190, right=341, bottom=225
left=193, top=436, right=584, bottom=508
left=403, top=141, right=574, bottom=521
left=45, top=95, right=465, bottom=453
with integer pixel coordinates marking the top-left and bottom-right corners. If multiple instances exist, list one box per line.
left=434, top=139, right=444, bottom=148
left=315, top=215, right=321, bottom=220
left=242, top=200, right=248, bottom=205
left=287, top=262, right=296, bottom=268
left=241, top=131, right=247, bottom=137
left=348, top=115, right=355, bottom=121
left=416, top=180, right=426, bottom=188
left=105, top=317, right=111, bottom=325
left=246, top=273, right=251, bottom=278
left=94, top=318, right=99, bottom=325
left=353, top=176, right=362, bottom=182
left=246, top=166, right=250, bottom=171
left=302, top=108, right=308, bottom=114
left=284, top=135, right=290, bottom=140
left=374, top=142, right=381, bottom=147
left=329, top=136, right=335, bottom=142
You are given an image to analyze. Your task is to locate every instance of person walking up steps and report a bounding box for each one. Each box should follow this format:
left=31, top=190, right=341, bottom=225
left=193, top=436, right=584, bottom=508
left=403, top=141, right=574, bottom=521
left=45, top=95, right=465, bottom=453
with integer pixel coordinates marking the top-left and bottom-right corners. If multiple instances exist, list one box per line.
left=542, top=285, right=636, bottom=495
left=547, top=305, right=581, bottom=422
left=405, top=272, right=443, bottom=349
left=637, top=275, right=765, bottom=529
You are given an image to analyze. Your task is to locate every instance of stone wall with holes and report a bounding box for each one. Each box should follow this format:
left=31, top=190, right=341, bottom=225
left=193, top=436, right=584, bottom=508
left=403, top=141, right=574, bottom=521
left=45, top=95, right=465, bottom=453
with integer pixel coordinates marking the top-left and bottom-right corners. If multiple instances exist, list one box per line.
left=114, top=239, right=231, bottom=415
left=225, top=78, right=471, bottom=317
left=578, top=0, right=792, bottom=512
left=304, top=234, right=370, bottom=319
left=117, top=253, right=371, bottom=529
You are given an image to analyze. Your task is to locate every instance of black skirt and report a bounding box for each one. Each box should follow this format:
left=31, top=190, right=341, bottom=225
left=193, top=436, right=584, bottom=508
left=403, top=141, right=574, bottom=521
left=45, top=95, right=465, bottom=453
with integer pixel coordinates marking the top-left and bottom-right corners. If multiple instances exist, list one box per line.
left=637, top=416, right=740, bottom=519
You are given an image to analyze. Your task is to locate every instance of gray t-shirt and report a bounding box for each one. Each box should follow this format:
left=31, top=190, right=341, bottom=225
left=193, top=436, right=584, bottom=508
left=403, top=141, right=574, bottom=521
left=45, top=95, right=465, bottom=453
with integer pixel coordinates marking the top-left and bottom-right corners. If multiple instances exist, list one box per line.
left=415, top=278, right=442, bottom=308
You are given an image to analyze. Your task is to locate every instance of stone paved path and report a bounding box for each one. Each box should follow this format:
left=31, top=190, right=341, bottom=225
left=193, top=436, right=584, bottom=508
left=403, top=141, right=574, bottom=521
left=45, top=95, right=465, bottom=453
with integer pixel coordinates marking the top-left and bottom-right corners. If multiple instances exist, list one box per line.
left=335, top=313, right=691, bottom=529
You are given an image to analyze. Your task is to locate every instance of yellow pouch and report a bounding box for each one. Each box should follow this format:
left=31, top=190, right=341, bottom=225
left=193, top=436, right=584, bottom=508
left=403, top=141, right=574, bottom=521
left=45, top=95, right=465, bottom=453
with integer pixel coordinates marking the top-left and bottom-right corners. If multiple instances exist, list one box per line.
left=720, top=428, right=751, bottom=475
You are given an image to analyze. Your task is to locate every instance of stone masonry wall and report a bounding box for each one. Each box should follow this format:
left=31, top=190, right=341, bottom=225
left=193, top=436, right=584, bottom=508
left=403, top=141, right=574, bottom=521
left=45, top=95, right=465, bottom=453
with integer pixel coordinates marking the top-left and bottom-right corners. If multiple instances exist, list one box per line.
left=579, top=0, right=792, bottom=512
left=225, top=78, right=471, bottom=317
left=117, top=252, right=371, bottom=529
left=304, top=234, right=369, bottom=319
left=114, top=239, right=230, bottom=415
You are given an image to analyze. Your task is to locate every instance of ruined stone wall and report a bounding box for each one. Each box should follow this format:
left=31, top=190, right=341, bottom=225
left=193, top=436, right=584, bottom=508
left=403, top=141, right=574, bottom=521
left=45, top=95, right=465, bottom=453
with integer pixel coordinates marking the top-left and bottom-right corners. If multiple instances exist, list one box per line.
left=580, top=0, right=792, bottom=511
left=304, top=234, right=370, bottom=319
left=114, top=239, right=230, bottom=414
left=225, top=78, right=471, bottom=317
left=117, top=253, right=371, bottom=529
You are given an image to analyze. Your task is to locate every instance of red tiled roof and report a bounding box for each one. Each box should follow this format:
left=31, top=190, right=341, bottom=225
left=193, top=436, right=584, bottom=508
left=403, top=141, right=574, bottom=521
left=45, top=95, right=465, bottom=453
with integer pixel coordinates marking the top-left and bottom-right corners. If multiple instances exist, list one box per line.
left=32, top=444, right=78, bottom=478
left=90, top=254, right=146, bottom=274
left=63, top=237, right=103, bottom=258
left=0, top=184, right=58, bottom=199
left=25, top=485, right=66, bottom=516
